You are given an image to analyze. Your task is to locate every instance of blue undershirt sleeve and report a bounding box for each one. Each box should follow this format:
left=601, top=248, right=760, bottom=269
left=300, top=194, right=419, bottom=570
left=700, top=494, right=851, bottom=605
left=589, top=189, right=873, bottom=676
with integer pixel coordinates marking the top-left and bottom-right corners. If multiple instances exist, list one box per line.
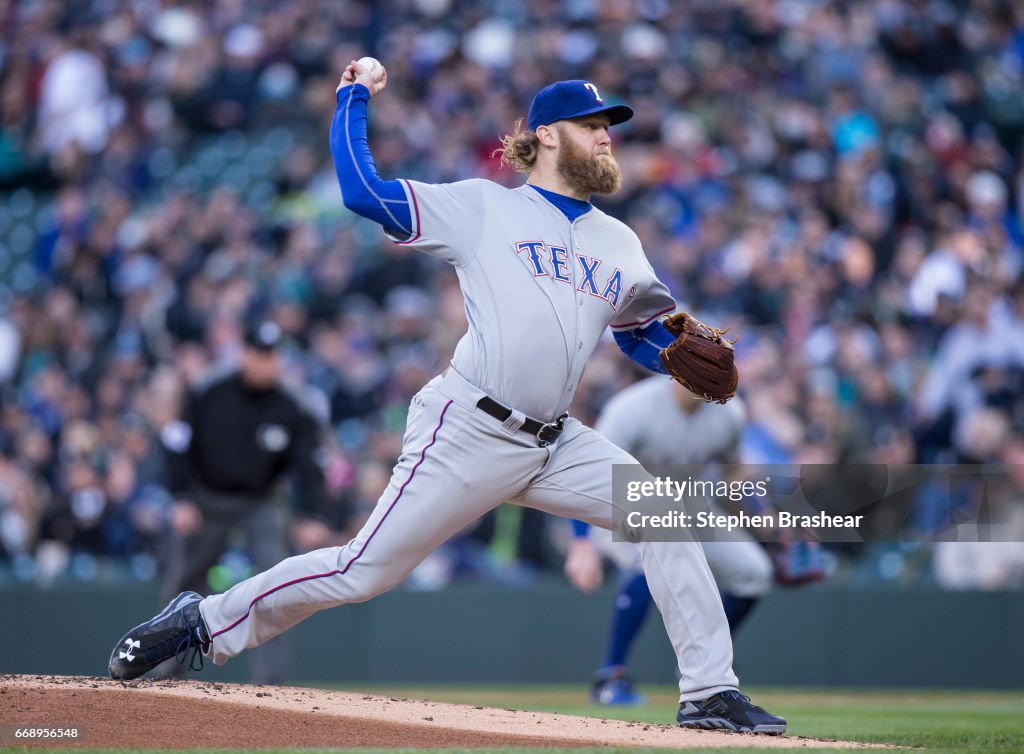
left=613, top=319, right=674, bottom=375
left=572, top=519, right=590, bottom=538
left=329, top=84, right=413, bottom=236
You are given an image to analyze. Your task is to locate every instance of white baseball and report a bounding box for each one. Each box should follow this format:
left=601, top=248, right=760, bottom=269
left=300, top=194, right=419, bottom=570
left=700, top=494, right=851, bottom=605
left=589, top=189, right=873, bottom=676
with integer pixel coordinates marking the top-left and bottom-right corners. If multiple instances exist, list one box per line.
left=356, top=56, right=385, bottom=83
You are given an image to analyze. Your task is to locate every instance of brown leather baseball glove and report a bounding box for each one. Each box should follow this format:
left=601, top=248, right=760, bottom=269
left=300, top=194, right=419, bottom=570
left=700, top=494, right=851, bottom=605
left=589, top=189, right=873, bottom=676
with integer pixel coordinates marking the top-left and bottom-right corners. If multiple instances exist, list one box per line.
left=658, top=312, right=738, bottom=404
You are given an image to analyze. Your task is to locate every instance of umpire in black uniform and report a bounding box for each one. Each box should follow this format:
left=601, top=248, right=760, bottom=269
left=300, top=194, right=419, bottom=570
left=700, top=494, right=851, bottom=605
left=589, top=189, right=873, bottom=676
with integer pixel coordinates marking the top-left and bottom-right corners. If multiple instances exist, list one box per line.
left=160, top=320, right=332, bottom=683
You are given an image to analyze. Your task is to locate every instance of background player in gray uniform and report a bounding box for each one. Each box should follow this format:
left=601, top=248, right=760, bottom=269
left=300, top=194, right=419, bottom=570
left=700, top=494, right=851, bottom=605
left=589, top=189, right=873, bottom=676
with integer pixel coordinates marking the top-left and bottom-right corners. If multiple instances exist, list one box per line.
left=106, top=60, right=786, bottom=735
left=565, top=379, right=773, bottom=705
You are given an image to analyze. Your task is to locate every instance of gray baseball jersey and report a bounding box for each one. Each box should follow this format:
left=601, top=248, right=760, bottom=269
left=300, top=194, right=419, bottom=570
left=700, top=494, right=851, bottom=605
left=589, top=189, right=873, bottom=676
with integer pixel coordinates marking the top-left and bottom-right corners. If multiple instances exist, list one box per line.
left=196, top=103, right=739, bottom=702
left=595, top=378, right=746, bottom=464
left=387, top=179, right=675, bottom=421
left=591, top=380, right=772, bottom=598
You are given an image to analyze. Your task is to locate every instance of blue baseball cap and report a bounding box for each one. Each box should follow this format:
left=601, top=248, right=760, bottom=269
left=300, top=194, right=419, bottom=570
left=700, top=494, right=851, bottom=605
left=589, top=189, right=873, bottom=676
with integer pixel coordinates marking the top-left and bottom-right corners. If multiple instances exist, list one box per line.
left=527, top=80, right=633, bottom=132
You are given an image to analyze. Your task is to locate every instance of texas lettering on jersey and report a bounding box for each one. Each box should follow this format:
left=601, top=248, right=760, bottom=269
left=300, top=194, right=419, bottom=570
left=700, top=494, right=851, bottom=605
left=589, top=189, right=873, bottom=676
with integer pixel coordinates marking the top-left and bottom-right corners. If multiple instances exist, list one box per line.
left=515, top=240, right=623, bottom=309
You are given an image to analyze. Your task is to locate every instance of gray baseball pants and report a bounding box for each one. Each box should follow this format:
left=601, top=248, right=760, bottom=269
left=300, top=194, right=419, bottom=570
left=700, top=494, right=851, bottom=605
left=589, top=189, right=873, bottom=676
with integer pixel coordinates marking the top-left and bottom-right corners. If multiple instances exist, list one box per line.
left=199, top=368, right=738, bottom=701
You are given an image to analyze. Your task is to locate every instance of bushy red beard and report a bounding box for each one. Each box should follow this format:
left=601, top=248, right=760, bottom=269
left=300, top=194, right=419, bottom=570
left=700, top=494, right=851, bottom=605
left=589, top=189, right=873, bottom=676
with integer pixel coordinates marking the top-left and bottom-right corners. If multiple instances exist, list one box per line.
left=555, top=128, right=622, bottom=195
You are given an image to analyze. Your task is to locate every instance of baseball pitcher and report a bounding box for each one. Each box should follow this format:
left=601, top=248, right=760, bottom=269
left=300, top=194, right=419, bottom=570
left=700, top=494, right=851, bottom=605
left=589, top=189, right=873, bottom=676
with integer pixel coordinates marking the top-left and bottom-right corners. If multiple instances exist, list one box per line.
left=106, top=59, right=786, bottom=735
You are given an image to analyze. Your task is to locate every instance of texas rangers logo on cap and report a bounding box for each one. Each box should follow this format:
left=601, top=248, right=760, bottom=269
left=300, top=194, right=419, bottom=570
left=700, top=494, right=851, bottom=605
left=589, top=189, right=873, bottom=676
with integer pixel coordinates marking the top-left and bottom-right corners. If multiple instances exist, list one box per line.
left=527, top=80, right=633, bottom=131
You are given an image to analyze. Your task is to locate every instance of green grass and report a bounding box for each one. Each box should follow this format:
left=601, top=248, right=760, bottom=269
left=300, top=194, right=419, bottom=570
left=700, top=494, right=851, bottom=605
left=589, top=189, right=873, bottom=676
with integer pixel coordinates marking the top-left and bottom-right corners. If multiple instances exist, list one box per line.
left=3, top=686, right=1022, bottom=753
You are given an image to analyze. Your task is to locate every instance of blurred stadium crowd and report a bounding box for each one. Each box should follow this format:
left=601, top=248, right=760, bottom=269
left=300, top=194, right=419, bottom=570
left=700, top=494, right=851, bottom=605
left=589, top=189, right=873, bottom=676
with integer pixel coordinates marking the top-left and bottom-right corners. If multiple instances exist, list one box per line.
left=0, top=0, right=1022, bottom=589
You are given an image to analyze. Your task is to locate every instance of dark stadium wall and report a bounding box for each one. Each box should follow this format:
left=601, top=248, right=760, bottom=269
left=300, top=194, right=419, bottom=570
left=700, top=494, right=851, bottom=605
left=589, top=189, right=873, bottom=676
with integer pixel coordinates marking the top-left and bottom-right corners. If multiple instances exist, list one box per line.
left=4, top=582, right=1022, bottom=688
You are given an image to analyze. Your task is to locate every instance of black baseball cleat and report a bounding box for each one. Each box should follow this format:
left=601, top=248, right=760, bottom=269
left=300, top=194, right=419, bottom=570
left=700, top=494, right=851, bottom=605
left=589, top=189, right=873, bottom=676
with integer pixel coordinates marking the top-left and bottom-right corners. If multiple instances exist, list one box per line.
left=677, top=690, right=787, bottom=735
left=108, top=591, right=211, bottom=680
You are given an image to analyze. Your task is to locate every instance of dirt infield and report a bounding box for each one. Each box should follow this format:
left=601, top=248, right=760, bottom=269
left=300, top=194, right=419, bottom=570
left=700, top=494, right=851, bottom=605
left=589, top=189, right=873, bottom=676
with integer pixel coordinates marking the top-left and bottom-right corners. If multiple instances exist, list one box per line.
left=1, top=675, right=877, bottom=749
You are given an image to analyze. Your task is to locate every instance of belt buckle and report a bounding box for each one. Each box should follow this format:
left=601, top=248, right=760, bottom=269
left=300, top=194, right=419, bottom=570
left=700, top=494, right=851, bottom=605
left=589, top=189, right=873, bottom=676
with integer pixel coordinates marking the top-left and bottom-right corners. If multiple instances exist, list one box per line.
left=536, top=413, right=568, bottom=447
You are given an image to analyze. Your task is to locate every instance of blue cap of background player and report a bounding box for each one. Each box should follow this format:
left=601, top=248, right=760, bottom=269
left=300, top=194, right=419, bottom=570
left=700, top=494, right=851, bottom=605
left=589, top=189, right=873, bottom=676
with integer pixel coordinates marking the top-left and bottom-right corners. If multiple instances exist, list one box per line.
left=527, top=80, right=633, bottom=132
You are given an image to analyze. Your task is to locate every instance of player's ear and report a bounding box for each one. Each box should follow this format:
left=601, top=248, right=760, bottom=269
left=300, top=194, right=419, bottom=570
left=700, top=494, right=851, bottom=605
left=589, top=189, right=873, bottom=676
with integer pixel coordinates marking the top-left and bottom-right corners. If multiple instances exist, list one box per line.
left=535, top=124, right=558, bottom=149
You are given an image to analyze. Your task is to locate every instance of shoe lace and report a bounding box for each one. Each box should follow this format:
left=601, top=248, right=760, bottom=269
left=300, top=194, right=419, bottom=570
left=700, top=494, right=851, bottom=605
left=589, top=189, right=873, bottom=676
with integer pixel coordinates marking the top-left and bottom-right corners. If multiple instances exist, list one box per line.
left=140, top=625, right=208, bottom=673
left=719, top=690, right=768, bottom=713
left=720, top=690, right=751, bottom=703
left=175, top=630, right=206, bottom=673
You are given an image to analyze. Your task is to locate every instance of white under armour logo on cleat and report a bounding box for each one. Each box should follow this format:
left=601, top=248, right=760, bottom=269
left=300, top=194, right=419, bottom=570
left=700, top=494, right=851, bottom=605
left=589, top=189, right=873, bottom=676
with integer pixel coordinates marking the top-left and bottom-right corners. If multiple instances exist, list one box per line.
left=119, top=638, right=141, bottom=662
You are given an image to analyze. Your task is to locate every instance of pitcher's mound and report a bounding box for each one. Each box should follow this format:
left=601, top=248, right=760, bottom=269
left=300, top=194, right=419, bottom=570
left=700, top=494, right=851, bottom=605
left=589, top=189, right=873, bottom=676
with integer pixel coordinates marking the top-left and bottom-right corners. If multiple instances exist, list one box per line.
left=1, top=675, right=878, bottom=749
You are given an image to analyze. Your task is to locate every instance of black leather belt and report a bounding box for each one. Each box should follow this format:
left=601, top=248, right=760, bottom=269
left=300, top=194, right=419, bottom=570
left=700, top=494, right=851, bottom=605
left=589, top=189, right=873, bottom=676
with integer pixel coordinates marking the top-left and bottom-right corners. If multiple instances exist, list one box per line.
left=476, top=396, right=567, bottom=447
